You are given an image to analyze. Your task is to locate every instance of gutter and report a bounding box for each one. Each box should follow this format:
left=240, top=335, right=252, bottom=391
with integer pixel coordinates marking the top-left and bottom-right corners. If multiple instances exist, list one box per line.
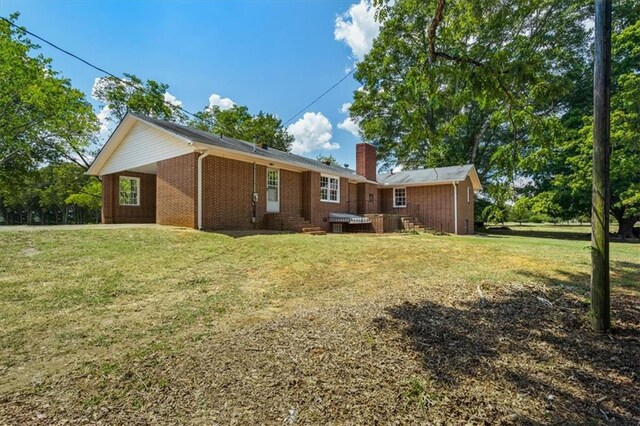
left=197, top=151, right=211, bottom=230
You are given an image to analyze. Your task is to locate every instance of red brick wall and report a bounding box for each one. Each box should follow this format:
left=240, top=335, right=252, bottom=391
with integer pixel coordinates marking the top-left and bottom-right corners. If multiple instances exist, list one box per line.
left=280, top=169, right=303, bottom=216
left=348, top=183, right=358, bottom=214
left=356, top=143, right=377, bottom=181
left=301, top=171, right=355, bottom=231
left=357, top=182, right=378, bottom=214
left=379, top=184, right=462, bottom=234
left=201, top=156, right=265, bottom=229
left=156, top=153, right=198, bottom=228
left=101, top=171, right=156, bottom=224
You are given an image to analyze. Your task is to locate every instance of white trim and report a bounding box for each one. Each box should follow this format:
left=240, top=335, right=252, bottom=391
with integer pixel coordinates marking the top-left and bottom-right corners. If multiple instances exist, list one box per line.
left=393, top=187, right=407, bottom=208
left=87, top=114, right=195, bottom=176
left=118, top=176, right=140, bottom=206
left=320, top=174, right=340, bottom=203
left=453, top=182, right=458, bottom=234
left=197, top=152, right=211, bottom=230
left=266, top=167, right=280, bottom=213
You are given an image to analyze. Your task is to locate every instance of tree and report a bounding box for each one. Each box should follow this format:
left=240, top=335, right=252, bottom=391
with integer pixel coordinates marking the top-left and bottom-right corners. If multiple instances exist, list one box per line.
left=530, top=192, right=563, bottom=224
left=190, top=105, right=294, bottom=151
left=0, top=14, right=98, bottom=180
left=316, top=154, right=342, bottom=167
left=549, top=17, right=640, bottom=238
left=481, top=183, right=512, bottom=225
left=351, top=0, right=589, bottom=181
left=509, top=196, right=532, bottom=225
left=92, top=73, right=185, bottom=123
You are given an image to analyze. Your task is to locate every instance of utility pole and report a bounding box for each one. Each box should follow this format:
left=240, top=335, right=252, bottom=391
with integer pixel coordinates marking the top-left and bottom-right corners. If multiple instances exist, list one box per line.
left=591, top=0, right=612, bottom=333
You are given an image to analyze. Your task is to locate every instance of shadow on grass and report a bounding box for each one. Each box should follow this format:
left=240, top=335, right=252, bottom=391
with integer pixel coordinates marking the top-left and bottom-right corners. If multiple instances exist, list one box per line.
left=483, top=226, right=639, bottom=244
left=516, top=259, right=640, bottom=294
left=483, top=226, right=592, bottom=241
left=375, top=277, right=640, bottom=423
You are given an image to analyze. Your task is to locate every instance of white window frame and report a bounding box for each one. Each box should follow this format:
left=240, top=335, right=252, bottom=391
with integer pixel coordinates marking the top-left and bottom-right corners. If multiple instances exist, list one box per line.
left=467, top=186, right=470, bottom=203
left=393, top=187, right=407, bottom=208
left=119, top=176, right=140, bottom=206
left=320, top=174, right=340, bottom=203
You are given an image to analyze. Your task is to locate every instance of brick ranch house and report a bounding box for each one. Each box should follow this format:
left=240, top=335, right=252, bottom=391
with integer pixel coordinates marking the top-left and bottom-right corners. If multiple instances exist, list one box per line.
left=87, top=113, right=482, bottom=234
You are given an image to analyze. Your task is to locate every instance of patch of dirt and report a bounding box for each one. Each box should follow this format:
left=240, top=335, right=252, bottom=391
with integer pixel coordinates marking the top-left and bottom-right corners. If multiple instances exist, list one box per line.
left=1, top=282, right=638, bottom=425
left=20, top=247, right=39, bottom=257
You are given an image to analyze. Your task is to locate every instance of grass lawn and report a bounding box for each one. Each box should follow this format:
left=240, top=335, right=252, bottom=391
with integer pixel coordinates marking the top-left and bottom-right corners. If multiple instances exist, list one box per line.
left=0, top=226, right=638, bottom=424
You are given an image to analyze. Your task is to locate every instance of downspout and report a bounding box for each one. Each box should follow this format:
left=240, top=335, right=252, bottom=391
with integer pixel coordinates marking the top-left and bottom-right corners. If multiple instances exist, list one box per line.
left=197, top=151, right=211, bottom=230
left=252, top=162, right=257, bottom=227
left=453, top=182, right=458, bottom=235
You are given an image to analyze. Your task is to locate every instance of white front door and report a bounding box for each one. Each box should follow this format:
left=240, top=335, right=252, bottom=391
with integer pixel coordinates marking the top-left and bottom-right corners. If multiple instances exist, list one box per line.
left=266, top=168, right=280, bottom=213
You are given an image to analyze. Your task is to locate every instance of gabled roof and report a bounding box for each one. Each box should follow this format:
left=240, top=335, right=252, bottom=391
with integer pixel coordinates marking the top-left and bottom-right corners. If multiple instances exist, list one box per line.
left=87, top=113, right=482, bottom=191
left=87, top=113, right=366, bottom=180
left=377, top=164, right=482, bottom=191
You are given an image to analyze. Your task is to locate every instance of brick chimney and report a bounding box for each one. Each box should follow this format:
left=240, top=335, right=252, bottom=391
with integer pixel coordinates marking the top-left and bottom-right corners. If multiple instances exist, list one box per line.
left=356, top=143, right=377, bottom=181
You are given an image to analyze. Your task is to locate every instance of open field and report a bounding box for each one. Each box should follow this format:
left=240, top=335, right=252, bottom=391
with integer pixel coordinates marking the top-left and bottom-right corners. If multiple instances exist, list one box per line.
left=0, top=226, right=638, bottom=424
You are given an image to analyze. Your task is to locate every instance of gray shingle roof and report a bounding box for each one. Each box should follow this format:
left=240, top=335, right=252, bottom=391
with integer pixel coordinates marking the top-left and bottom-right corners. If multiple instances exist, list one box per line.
left=132, top=114, right=361, bottom=180
left=377, top=165, right=475, bottom=185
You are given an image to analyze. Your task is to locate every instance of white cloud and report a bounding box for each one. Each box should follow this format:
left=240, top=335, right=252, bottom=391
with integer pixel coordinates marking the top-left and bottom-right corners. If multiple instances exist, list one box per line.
left=334, top=0, right=380, bottom=61
left=163, top=91, right=182, bottom=107
left=287, top=112, right=339, bottom=155
left=91, top=77, right=107, bottom=100
left=338, top=117, right=360, bottom=137
left=208, top=93, right=235, bottom=111
left=337, top=102, right=361, bottom=137
left=96, top=105, right=112, bottom=135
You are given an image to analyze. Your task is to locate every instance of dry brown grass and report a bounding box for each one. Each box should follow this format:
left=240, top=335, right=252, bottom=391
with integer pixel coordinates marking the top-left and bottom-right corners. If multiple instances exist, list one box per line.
left=0, top=227, right=638, bottom=424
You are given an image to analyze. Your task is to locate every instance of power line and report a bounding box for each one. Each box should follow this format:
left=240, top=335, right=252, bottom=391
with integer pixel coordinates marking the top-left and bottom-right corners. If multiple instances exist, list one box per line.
left=282, top=68, right=355, bottom=126
left=1, top=15, right=357, bottom=126
left=0, top=16, right=198, bottom=118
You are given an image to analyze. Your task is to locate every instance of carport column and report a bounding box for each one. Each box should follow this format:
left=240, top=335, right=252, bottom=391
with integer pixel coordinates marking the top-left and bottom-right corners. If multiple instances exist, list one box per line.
left=452, top=182, right=458, bottom=234
left=197, top=151, right=211, bottom=230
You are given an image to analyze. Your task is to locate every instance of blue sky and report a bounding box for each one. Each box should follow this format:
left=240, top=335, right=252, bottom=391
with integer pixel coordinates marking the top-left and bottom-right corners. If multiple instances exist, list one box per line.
left=0, top=0, right=380, bottom=167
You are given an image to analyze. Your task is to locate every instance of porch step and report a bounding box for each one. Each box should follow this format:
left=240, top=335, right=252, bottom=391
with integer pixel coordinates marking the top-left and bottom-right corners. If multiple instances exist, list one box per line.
left=305, top=230, right=327, bottom=236
left=264, top=213, right=314, bottom=233
left=401, top=216, right=428, bottom=232
left=301, top=227, right=322, bottom=233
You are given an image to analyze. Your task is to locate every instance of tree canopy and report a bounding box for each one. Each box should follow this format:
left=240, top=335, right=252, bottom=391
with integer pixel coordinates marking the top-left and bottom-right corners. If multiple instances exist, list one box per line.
left=0, top=14, right=98, bottom=182
left=189, top=105, right=294, bottom=151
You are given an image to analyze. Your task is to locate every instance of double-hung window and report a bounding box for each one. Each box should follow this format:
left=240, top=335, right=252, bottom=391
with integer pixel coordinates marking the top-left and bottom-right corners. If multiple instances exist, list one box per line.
left=393, top=187, right=407, bottom=208
left=119, top=176, right=140, bottom=206
left=320, top=175, right=340, bottom=203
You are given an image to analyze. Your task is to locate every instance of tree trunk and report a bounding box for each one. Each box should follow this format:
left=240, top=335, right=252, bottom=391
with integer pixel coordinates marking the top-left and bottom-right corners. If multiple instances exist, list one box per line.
left=616, top=216, right=638, bottom=239
left=63, top=205, right=69, bottom=225
left=590, top=0, right=611, bottom=334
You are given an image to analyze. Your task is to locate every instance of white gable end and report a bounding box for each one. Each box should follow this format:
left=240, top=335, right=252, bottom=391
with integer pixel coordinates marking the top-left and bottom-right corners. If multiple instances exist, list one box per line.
left=100, top=121, right=194, bottom=175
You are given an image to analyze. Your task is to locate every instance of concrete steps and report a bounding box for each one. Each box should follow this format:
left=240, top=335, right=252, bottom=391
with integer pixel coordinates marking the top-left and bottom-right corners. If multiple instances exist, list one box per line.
left=264, top=213, right=322, bottom=233
left=400, top=216, right=428, bottom=232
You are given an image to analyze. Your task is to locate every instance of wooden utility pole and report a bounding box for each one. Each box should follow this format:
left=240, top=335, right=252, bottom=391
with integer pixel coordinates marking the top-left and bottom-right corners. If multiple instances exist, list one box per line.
left=591, top=0, right=612, bottom=333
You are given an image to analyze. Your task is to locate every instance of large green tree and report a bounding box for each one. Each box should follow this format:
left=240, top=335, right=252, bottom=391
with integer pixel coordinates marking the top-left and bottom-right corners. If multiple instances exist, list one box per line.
left=92, top=73, right=186, bottom=123
left=190, top=105, right=294, bottom=151
left=350, top=0, right=590, bottom=181
left=0, top=14, right=98, bottom=181
left=553, top=19, right=640, bottom=238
